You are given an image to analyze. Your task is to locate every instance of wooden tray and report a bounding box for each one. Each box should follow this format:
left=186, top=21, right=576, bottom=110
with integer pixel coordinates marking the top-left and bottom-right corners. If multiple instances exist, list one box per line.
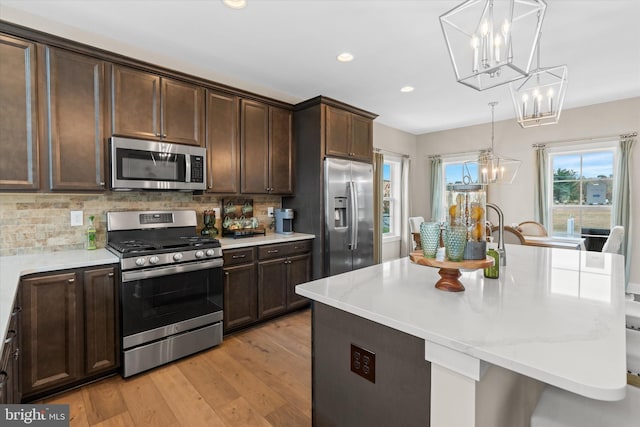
left=410, top=251, right=494, bottom=292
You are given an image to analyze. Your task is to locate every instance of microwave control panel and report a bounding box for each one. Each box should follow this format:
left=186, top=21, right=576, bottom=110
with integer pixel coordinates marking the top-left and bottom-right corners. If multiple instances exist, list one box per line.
left=190, top=155, right=204, bottom=183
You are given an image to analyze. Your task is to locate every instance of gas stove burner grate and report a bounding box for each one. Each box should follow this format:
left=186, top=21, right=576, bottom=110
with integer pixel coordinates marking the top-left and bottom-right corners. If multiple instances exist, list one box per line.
left=109, top=240, right=157, bottom=253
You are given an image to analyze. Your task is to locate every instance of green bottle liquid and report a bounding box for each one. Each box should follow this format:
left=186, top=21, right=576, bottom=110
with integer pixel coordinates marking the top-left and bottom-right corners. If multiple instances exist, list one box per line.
left=86, top=215, right=97, bottom=250
left=484, top=242, right=499, bottom=279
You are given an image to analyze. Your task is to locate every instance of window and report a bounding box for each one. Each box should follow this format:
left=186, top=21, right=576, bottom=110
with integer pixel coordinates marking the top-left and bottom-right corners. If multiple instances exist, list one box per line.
left=383, top=158, right=401, bottom=239
left=548, top=142, right=618, bottom=248
left=439, top=156, right=478, bottom=222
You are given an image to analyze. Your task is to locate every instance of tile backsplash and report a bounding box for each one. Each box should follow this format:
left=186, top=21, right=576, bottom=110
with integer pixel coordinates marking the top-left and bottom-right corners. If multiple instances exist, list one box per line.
left=0, top=192, right=281, bottom=256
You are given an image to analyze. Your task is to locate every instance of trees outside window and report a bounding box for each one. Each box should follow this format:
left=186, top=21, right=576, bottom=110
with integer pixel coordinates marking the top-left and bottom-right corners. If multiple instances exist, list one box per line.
left=549, top=145, right=616, bottom=244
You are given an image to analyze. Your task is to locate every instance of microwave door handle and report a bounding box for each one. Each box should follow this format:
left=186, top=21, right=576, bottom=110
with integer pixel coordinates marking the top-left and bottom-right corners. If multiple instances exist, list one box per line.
left=185, top=155, right=191, bottom=183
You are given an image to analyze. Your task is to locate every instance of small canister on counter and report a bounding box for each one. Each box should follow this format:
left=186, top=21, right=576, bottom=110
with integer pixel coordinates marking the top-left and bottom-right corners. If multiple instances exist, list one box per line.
left=484, top=240, right=499, bottom=279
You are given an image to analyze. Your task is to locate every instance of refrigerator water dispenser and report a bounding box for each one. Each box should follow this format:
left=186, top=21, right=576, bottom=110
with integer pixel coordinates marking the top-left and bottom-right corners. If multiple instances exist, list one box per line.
left=333, top=197, right=348, bottom=228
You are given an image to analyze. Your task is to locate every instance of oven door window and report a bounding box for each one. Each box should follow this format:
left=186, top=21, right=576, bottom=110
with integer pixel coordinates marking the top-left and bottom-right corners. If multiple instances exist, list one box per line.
left=116, top=147, right=186, bottom=182
left=121, top=267, right=223, bottom=337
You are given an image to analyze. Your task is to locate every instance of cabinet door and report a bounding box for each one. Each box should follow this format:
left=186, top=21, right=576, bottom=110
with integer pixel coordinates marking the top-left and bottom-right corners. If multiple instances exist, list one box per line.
left=350, top=114, right=373, bottom=162
left=42, top=47, right=105, bottom=190
left=111, top=65, right=160, bottom=139
left=206, top=91, right=239, bottom=193
left=83, top=267, right=118, bottom=376
left=258, top=258, right=287, bottom=319
left=287, top=253, right=311, bottom=310
left=161, top=78, right=204, bottom=146
left=325, top=106, right=351, bottom=158
left=240, top=100, right=270, bottom=194
left=0, top=34, right=39, bottom=190
left=269, top=106, right=294, bottom=194
left=21, top=272, right=80, bottom=396
left=1, top=304, right=20, bottom=404
left=223, top=263, right=258, bottom=332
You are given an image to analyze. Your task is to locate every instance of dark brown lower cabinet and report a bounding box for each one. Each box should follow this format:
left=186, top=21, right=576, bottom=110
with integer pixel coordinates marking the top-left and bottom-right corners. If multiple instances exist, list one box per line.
left=0, top=302, right=21, bottom=404
left=286, top=253, right=312, bottom=310
left=223, top=241, right=312, bottom=333
left=223, top=258, right=258, bottom=332
left=258, top=258, right=288, bottom=319
left=20, top=265, right=118, bottom=400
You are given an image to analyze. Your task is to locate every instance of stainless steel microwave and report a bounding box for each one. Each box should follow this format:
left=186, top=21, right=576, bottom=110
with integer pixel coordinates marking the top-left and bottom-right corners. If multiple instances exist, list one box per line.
left=110, top=137, right=206, bottom=191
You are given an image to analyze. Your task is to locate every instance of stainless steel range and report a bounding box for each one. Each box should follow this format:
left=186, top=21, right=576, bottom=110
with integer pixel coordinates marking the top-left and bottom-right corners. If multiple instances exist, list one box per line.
left=106, top=210, right=223, bottom=377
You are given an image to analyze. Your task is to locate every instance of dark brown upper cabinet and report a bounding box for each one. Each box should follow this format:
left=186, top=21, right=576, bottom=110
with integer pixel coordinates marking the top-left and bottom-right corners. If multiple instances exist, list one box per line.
left=240, top=99, right=293, bottom=194
left=39, top=47, right=106, bottom=191
left=325, top=105, right=373, bottom=163
left=111, top=65, right=204, bottom=146
left=205, top=90, right=240, bottom=193
left=0, top=34, right=39, bottom=190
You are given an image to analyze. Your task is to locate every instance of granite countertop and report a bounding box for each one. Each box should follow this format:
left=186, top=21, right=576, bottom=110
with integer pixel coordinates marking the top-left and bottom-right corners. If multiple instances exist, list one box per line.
left=0, top=249, right=120, bottom=355
left=296, top=244, right=627, bottom=401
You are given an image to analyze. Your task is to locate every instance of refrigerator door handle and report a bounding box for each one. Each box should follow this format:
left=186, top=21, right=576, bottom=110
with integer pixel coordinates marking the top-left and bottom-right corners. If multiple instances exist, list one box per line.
left=349, top=181, right=358, bottom=250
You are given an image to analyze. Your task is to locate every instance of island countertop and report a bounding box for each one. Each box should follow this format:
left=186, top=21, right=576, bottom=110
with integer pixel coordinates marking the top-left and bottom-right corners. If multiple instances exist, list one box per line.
left=296, top=244, right=627, bottom=401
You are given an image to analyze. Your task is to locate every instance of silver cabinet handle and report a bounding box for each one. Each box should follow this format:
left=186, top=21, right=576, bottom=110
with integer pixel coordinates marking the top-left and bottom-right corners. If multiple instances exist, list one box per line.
left=224, top=271, right=229, bottom=276
left=11, top=306, right=22, bottom=316
left=4, top=330, right=16, bottom=344
left=267, top=249, right=279, bottom=254
left=108, top=272, right=114, bottom=277
left=232, top=254, right=246, bottom=259
left=68, top=278, right=75, bottom=283
left=13, top=347, right=20, bottom=360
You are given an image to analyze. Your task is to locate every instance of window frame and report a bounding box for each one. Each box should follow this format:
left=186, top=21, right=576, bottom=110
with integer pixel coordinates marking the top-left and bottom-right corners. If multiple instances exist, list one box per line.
left=440, top=154, right=479, bottom=223
left=383, top=156, right=402, bottom=242
left=546, top=140, right=619, bottom=238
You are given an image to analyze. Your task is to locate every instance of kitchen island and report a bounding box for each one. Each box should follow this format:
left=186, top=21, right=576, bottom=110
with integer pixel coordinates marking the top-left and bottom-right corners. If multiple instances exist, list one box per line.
left=296, top=244, right=627, bottom=427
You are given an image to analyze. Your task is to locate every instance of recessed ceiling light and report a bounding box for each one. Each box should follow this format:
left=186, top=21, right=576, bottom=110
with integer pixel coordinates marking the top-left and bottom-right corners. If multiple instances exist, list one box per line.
left=337, top=52, right=354, bottom=63
left=223, top=0, right=247, bottom=9
left=400, top=86, right=415, bottom=93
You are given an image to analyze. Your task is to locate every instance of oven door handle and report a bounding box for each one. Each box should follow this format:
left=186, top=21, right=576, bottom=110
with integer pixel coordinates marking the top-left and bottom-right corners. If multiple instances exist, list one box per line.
left=122, top=258, right=223, bottom=282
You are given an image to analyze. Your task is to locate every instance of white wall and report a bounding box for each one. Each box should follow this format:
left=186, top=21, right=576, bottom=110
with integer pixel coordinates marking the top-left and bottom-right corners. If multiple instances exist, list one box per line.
left=414, top=97, right=640, bottom=286
left=373, top=122, right=418, bottom=262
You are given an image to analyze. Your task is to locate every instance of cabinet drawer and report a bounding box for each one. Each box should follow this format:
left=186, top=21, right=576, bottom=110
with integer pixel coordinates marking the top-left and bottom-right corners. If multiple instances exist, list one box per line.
left=223, top=247, right=256, bottom=266
left=258, top=240, right=312, bottom=260
left=289, top=240, right=312, bottom=254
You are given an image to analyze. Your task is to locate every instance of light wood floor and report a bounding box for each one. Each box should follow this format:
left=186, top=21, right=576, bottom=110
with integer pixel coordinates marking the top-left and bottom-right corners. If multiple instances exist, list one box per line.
left=38, top=309, right=312, bottom=427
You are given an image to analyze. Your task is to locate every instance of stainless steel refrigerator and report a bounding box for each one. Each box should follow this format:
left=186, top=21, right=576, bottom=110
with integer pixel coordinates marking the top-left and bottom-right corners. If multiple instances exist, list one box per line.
left=324, top=158, right=374, bottom=276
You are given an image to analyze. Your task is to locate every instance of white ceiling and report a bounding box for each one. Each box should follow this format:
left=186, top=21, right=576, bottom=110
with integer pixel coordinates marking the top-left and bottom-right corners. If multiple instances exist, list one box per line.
left=1, top=0, right=639, bottom=135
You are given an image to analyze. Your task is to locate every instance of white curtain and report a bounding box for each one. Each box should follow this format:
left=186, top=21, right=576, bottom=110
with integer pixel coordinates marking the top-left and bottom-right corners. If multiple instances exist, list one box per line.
left=534, top=145, right=549, bottom=229
left=430, top=156, right=443, bottom=222
left=400, top=157, right=411, bottom=257
left=612, top=134, right=636, bottom=286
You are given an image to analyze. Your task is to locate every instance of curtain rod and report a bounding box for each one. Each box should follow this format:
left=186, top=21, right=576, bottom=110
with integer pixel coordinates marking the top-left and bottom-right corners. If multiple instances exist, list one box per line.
left=531, top=131, right=637, bottom=149
left=374, top=148, right=410, bottom=158
left=426, top=148, right=491, bottom=159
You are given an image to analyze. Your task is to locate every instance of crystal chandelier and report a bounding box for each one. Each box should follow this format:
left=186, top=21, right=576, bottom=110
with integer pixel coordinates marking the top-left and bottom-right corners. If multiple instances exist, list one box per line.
left=509, top=35, right=568, bottom=127
left=466, top=102, right=521, bottom=184
left=439, top=0, right=547, bottom=91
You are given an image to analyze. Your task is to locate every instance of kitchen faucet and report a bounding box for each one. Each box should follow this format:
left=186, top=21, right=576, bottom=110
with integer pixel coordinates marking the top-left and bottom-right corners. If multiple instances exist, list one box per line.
left=486, top=203, right=506, bottom=266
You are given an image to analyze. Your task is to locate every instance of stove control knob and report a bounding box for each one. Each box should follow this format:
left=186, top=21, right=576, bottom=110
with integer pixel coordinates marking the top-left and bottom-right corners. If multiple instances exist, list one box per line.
left=205, top=249, right=215, bottom=257
left=195, top=250, right=204, bottom=259
left=135, top=258, right=146, bottom=266
left=149, top=256, right=160, bottom=265
left=173, top=253, right=183, bottom=261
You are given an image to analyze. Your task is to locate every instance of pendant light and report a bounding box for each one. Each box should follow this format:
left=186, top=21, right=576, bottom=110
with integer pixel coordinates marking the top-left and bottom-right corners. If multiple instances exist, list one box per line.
left=509, top=34, right=568, bottom=127
left=466, top=102, right=521, bottom=185
left=439, top=0, right=547, bottom=91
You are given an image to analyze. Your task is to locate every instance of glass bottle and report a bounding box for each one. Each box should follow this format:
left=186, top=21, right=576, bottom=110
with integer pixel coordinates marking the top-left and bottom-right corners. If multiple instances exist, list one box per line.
left=484, top=242, right=499, bottom=279
left=86, top=215, right=97, bottom=250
